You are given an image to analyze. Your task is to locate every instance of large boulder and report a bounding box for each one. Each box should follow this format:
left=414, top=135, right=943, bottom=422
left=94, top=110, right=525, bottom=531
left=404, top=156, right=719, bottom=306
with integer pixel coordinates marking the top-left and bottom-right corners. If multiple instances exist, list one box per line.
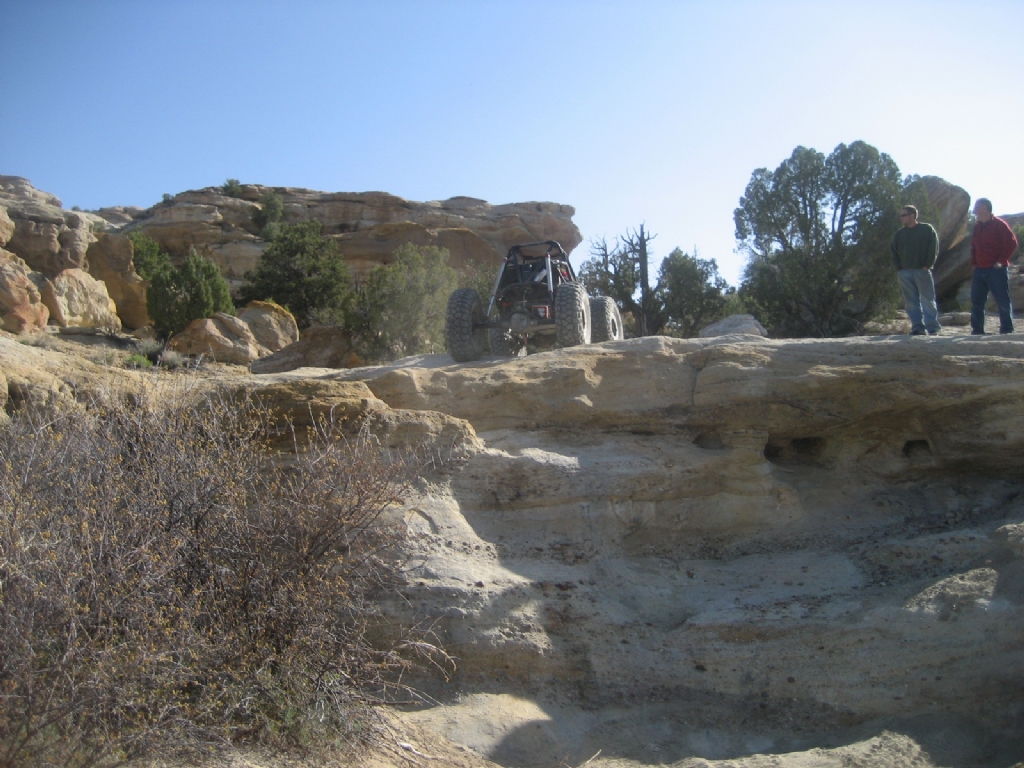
left=236, top=300, right=299, bottom=352
left=166, top=312, right=263, bottom=365
left=250, top=325, right=363, bottom=373
left=699, top=313, right=767, bottom=338
left=127, top=186, right=582, bottom=283
left=163, top=303, right=300, bottom=366
left=42, top=269, right=122, bottom=330
left=933, top=237, right=973, bottom=299
left=0, top=249, right=50, bottom=333
left=86, top=233, right=149, bottom=329
left=924, top=176, right=972, bottom=298
left=921, top=176, right=970, bottom=252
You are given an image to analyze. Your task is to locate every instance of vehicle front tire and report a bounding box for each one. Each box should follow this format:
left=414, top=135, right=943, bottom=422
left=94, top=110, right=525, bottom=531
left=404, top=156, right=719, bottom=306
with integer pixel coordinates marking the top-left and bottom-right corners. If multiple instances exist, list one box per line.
left=590, top=296, right=623, bottom=342
left=489, top=327, right=526, bottom=357
left=554, top=282, right=591, bottom=348
left=445, top=288, right=487, bottom=362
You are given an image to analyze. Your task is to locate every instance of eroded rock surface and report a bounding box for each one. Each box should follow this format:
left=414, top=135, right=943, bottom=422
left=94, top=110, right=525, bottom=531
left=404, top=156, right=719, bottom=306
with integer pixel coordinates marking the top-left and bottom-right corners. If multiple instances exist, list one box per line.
left=166, top=312, right=265, bottom=365
left=236, top=300, right=299, bottom=352
left=125, top=186, right=582, bottom=284
left=699, top=313, right=766, bottom=338
left=249, top=324, right=363, bottom=373
left=0, top=249, right=50, bottom=333
left=0, top=175, right=109, bottom=278
left=42, top=268, right=122, bottom=330
left=320, top=335, right=1024, bottom=766
left=86, top=233, right=149, bottom=329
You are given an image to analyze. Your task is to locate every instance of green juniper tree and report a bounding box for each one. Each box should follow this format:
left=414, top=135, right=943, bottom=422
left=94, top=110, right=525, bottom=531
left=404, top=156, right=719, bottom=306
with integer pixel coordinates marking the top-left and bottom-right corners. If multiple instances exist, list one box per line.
left=240, top=220, right=354, bottom=329
left=252, top=189, right=285, bottom=240
left=580, top=227, right=732, bottom=338
left=735, top=141, right=904, bottom=337
left=352, top=243, right=458, bottom=361
left=146, top=250, right=234, bottom=338
left=658, top=249, right=731, bottom=338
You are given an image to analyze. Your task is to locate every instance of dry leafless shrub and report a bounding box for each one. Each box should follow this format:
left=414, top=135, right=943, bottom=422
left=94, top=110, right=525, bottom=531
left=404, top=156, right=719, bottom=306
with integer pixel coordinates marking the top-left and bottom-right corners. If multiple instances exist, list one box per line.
left=0, top=385, right=450, bottom=768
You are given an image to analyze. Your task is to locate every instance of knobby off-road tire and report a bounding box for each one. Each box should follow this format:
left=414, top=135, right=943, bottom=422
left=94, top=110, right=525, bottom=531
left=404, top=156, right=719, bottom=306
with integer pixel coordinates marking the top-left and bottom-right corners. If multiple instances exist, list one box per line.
left=445, top=288, right=487, bottom=362
left=590, top=296, right=623, bottom=342
left=488, top=327, right=526, bottom=357
left=554, top=282, right=591, bottom=348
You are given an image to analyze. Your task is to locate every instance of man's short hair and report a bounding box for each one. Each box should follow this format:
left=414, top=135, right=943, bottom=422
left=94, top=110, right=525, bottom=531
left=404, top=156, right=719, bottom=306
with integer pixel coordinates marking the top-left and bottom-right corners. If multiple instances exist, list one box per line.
left=901, top=205, right=919, bottom=218
left=975, top=198, right=993, bottom=213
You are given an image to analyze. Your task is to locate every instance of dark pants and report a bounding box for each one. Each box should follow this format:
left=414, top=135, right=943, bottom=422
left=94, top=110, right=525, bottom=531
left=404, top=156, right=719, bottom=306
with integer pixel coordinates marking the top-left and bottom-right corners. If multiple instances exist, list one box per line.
left=971, top=266, right=1014, bottom=334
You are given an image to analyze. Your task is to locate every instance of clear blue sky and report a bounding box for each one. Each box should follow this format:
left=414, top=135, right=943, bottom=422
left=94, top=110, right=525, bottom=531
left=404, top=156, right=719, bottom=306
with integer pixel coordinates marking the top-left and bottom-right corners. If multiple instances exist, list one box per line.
left=2, top=0, right=1022, bottom=285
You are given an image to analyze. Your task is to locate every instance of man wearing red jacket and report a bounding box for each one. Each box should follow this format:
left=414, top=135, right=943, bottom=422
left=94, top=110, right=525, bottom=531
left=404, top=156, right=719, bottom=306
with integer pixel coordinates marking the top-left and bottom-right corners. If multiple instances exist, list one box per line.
left=970, top=198, right=1019, bottom=335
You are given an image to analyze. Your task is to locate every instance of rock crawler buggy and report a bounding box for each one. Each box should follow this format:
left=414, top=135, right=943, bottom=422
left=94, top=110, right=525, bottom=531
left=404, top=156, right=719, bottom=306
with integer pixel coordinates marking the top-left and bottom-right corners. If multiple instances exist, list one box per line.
left=445, top=240, right=623, bottom=363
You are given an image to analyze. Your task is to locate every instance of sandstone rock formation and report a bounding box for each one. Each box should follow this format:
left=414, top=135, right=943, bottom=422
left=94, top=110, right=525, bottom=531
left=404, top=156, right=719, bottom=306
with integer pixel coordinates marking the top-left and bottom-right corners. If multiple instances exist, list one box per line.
left=0, top=250, right=50, bottom=333
left=249, top=324, right=363, bottom=373
left=236, top=300, right=299, bottom=352
left=125, top=186, right=582, bottom=286
left=0, top=206, right=14, bottom=246
left=0, top=176, right=108, bottom=278
left=325, top=335, right=1024, bottom=763
left=930, top=188, right=1024, bottom=304
left=41, top=268, right=121, bottom=330
left=925, top=176, right=973, bottom=298
left=922, top=175, right=971, bottom=253
left=165, top=304, right=299, bottom=365
left=2, top=178, right=582, bottom=337
left=86, top=233, right=149, bottom=329
left=3, top=329, right=1024, bottom=765
left=166, top=312, right=265, bottom=365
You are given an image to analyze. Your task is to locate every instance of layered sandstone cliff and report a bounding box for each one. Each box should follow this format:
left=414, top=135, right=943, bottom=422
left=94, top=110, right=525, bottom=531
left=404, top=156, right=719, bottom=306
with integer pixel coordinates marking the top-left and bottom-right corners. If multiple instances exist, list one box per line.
left=113, top=185, right=582, bottom=288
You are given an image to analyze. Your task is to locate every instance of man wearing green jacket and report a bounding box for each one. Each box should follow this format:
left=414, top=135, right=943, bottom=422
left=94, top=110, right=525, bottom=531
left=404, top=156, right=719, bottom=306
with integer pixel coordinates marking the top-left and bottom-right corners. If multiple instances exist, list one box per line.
left=891, top=205, right=941, bottom=336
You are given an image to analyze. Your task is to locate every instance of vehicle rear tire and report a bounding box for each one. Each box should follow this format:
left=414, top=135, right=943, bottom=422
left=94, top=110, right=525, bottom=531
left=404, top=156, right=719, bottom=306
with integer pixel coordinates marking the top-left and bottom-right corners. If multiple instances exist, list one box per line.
left=590, top=296, right=623, bottom=342
left=489, top=327, right=526, bottom=357
left=554, top=282, right=591, bottom=348
left=445, top=288, right=487, bottom=362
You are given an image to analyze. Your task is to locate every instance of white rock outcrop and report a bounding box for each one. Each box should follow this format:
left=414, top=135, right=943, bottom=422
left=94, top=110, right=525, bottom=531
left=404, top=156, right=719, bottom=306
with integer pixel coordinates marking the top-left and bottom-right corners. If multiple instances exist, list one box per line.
left=698, top=313, right=767, bottom=338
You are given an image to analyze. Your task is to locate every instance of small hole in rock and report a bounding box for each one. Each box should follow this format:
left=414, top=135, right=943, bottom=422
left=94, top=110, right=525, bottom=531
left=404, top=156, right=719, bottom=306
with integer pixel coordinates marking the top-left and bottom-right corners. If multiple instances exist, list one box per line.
left=903, top=439, right=932, bottom=458
left=694, top=432, right=724, bottom=450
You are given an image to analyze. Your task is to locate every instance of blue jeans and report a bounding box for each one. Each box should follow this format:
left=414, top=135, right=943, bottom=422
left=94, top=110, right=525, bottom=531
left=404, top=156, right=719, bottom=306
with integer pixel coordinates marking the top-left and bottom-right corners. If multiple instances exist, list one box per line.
left=897, top=268, right=940, bottom=334
left=971, top=267, right=1014, bottom=334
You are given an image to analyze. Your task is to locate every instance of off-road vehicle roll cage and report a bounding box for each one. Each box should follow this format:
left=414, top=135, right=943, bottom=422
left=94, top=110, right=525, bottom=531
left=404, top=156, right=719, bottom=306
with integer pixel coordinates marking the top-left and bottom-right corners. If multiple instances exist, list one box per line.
left=486, top=240, right=574, bottom=332
left=444, top=240, right=623, bottom=362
